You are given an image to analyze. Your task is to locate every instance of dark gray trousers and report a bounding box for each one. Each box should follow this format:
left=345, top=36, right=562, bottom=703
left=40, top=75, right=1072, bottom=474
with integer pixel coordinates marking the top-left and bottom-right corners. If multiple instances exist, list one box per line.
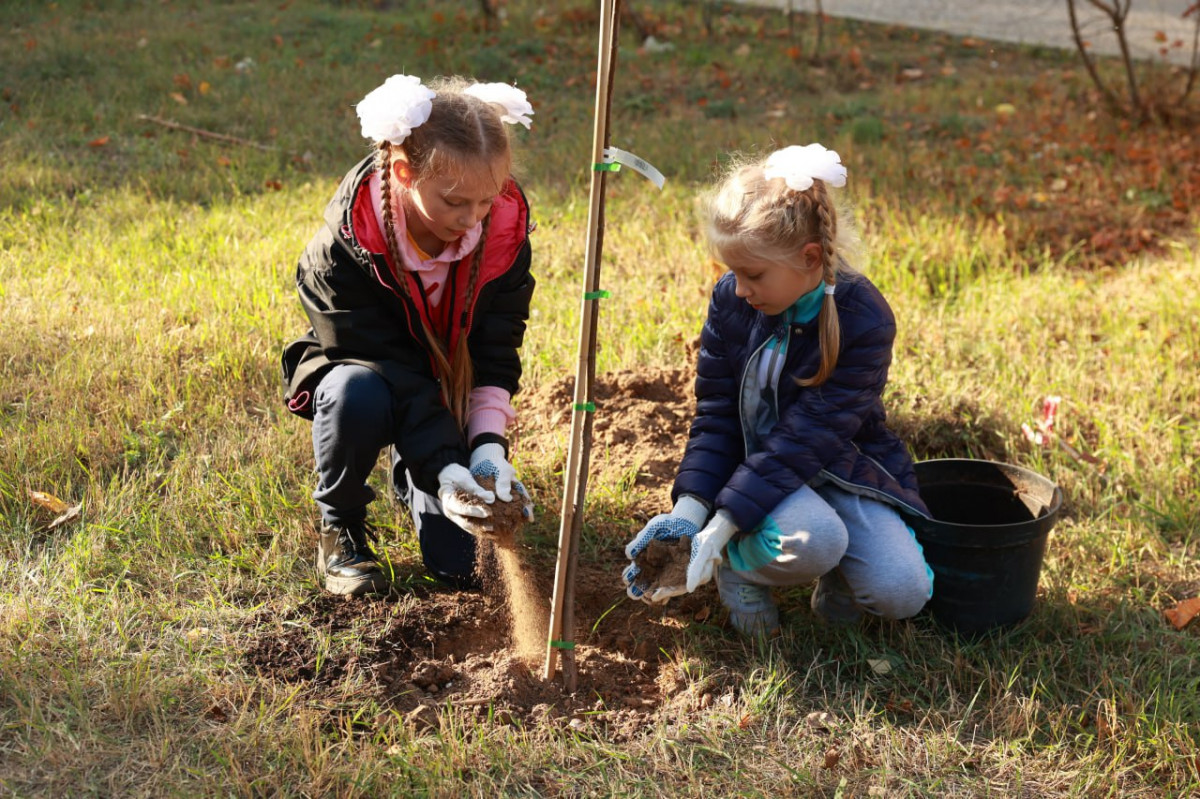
left=310, top=364, right=477, bottom=585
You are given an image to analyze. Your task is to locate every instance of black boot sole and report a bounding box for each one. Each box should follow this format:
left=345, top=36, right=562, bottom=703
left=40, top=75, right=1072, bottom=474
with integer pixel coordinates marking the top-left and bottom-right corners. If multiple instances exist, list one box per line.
left=323, top=569, right=391, bottom=596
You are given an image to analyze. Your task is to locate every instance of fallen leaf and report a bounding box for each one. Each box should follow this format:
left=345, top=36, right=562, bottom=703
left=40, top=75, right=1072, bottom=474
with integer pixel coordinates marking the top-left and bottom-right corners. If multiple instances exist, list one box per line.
left=867, top=658, right=893, bottom=675
left=87, top=136, right=110, bottom=147
left=46, top=504, right=83, bottom=532
left=1164, top=596, right=1200, bottom=630
left=170, top=92, right=188, bottom=105
left=823, top=747, right=841, bottom=769
left=805, top=710, right=836, bottom=731
left=30, top=490, right=69, bottom=514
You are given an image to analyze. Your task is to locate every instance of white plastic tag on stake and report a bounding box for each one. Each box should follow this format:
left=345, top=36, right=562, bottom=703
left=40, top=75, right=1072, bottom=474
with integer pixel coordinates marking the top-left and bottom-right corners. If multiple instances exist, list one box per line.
left=602, top=147, right=666, bottom=190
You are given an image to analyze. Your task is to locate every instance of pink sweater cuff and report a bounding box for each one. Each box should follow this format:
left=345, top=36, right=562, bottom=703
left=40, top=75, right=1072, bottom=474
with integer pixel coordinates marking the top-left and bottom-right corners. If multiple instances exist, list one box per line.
left=468, top=387, right=516, bottom=442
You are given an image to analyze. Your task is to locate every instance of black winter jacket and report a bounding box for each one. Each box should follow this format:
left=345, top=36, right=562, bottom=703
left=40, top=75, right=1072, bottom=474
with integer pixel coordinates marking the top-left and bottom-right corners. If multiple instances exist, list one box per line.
left=281, top=156, right=535, bottom=493
left=673, top=269, right=929, bottom=532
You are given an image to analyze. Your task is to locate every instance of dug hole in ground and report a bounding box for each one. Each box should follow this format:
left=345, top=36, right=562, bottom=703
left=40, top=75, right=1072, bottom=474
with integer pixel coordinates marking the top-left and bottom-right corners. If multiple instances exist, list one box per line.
left=246, top=366, right=715, bottom=739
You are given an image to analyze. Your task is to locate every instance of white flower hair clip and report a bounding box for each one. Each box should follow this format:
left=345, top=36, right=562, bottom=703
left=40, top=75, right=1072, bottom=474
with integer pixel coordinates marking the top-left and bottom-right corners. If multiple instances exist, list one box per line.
left=356, top=74, right=436, bottom=145
left=763, top=143, right=847, bottom=192
left=463, top=82, right=534, bottom=129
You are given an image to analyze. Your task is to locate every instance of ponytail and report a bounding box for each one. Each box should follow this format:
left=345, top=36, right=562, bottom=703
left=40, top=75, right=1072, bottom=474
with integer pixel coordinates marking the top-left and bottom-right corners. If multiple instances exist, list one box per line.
left=795, top=179, right=842, bottom=387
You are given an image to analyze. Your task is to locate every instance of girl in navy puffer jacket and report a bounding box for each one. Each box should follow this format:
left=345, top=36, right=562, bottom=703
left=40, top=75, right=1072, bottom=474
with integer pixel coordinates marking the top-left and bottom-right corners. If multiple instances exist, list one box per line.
left=623, top=145, right=933, bottom=636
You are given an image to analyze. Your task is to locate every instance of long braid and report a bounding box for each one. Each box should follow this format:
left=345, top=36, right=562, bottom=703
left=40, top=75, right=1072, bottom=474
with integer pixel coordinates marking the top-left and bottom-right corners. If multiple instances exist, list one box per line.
left=446, top=214, right=490, bottom=428
left=377, top=142, right=463, bottom=424
left=798, top=179, right=842, bottom=387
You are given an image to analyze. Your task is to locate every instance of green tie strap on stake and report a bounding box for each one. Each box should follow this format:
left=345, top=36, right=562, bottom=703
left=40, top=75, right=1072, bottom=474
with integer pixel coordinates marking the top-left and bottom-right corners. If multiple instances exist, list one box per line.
left=583, top=290, right=610, bottom=300
left=544, top=0, right=624, bottom=690
left=573, top=402, right=596, bottom=412
left=549, top=640, right=576, bottom=650
left=593, top=161, right=621, bottom=172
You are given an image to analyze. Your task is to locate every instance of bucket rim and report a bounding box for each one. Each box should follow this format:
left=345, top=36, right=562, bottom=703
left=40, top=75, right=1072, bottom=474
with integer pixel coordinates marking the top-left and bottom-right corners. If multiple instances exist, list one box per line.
left=912, top=457, right=1063, bottom=532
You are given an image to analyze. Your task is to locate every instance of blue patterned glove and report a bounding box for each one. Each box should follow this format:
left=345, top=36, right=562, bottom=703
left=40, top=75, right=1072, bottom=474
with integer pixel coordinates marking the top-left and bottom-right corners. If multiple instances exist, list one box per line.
left=622, top=495, right=710, bottom=603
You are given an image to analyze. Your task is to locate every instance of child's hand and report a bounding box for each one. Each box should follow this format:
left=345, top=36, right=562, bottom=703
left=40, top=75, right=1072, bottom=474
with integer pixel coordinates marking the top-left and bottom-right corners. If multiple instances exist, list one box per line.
left=622, top=495, right=709, bottom=603
left=437, top=463, right=497, bottom=539
left=469, top=443, right=534, bottom=522
left=686, top=511, right=737, bottom=591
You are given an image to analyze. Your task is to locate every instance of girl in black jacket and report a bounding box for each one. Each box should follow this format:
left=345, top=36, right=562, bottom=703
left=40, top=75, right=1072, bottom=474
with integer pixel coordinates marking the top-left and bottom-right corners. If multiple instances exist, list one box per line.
left=282, top=75, right=537, bottom=595
left=623, top=145, right=932, bottom=636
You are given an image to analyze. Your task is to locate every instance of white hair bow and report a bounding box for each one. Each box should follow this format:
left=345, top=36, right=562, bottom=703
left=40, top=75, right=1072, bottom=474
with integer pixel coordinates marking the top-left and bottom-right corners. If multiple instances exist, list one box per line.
left=463, top=82, right=534, bottom=129
left=763, top=144, right=847, bottom=192
left=356, top=74, right=436, bottom=145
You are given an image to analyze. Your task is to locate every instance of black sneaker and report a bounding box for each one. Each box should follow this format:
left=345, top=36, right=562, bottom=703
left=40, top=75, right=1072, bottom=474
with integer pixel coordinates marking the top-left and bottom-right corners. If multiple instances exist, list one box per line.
left=316, top=521, right=390, bottom=596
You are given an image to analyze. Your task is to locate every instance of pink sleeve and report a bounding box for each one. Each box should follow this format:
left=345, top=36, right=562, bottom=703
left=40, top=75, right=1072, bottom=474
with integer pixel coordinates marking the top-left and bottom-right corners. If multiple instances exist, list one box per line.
left=468, top=386, right=516, bottom=442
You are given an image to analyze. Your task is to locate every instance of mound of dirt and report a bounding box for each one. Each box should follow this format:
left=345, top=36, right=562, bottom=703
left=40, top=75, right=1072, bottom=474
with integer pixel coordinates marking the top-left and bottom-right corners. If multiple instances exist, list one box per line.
left=245, top=366, right=714, bottom=740
left=514, top=366, right=697, bottom=514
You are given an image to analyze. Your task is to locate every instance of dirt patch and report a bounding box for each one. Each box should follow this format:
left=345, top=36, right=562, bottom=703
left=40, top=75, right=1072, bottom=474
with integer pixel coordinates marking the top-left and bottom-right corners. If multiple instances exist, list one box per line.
left=243, top=567, right=722, bottom=740
left=245, top=366, right=717, bottom=740
left=514, top=365, right=697, bottom=514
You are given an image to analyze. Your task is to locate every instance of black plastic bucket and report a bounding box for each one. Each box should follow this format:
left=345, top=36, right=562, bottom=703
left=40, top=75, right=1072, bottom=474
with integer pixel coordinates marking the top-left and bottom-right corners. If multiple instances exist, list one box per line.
left=909, top=459, right=1062, bottom=635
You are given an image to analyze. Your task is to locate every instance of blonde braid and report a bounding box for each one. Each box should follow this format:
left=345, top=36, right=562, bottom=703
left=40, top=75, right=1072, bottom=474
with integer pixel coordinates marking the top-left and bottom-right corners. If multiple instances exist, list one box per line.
left=797, top=179, right=842, bottom=387
left=377, top=143, right=462, bottom=424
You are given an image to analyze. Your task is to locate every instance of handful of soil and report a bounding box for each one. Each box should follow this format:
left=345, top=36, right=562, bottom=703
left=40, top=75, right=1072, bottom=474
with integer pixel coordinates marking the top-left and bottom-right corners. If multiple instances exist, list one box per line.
left=453, top=474, right=528, bottom=548
left=632, top=536, right=692, bottom=597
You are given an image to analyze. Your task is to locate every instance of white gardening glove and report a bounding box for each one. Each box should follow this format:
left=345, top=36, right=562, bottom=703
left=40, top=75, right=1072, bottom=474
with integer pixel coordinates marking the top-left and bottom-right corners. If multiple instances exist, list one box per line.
left=622, top=495, right=710, bottom=604
left=685, top=510, right=738, bottom=592
left=437, top=462, right=496, bottom=539
left=469, top=442, right=534, bottom=521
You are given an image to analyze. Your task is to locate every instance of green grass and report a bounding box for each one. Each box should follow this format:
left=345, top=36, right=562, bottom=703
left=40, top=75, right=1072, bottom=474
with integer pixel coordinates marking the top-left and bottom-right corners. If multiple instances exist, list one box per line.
left=3, top=0, right=1200, bottom=796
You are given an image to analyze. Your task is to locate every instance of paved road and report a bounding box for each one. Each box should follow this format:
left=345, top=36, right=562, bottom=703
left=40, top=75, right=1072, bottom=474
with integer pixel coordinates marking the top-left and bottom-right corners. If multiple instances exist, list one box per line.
left=743, top=0, right=1197, bottom=64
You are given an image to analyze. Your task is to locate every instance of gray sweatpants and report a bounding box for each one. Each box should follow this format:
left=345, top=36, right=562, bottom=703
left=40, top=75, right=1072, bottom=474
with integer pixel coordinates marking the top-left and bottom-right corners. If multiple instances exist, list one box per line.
left=729, top=483, right=932, bottom=620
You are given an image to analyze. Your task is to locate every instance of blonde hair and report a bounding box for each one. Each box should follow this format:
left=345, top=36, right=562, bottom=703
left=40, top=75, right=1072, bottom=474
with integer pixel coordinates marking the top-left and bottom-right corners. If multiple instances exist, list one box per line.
left=374, top=77, right=514, bottom=427
left=706, top=157, right=854, bottom=387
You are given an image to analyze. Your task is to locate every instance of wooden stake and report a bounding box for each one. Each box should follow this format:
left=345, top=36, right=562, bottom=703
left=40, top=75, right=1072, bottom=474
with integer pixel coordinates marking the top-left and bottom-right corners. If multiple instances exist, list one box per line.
left=543, top=0, right=623, bottom=688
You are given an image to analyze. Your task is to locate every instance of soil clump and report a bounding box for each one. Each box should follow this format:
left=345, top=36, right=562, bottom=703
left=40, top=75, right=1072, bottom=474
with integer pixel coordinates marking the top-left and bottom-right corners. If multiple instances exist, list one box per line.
left=453, top=474, right=528, bottom=547
left=634, top=536, right=693, bottom=595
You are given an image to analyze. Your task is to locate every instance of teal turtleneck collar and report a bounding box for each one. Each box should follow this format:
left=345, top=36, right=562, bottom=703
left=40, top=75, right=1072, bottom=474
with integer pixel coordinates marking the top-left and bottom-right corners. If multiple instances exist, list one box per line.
left=788, top=281, right=827, bottom=325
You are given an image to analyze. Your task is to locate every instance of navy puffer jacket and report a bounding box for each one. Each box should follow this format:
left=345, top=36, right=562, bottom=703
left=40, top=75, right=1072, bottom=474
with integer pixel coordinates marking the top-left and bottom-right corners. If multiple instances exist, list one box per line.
left=672, top=269, right=929, bottom=532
